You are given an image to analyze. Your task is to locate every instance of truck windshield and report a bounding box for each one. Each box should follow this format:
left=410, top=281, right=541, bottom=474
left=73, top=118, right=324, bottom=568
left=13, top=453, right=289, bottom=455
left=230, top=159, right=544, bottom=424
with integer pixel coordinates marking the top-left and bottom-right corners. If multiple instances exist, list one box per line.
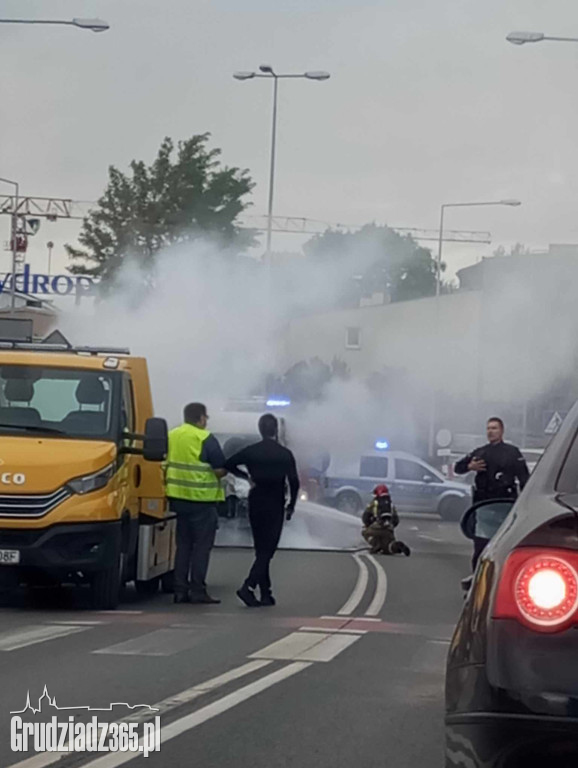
left=0, top=365, right=117, bottom=440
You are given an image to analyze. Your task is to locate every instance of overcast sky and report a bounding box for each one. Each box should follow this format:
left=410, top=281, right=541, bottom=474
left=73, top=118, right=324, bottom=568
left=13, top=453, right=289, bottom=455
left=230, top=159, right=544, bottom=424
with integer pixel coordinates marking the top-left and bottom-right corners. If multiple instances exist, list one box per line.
left=2, top=0, right=578, bottom=278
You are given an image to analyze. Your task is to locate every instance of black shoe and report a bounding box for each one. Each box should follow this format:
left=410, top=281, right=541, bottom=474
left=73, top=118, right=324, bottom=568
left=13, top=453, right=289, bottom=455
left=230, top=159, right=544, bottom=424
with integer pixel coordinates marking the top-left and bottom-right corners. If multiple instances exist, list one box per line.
left=236, top=584, right=260, bottom=607
left=402, top=544, right=411, bottom=557
left=259, top=594, right=276, bottom=607
left=173, top=593, right=191, bottom=604
left=190, top=593, right=221, bottom=604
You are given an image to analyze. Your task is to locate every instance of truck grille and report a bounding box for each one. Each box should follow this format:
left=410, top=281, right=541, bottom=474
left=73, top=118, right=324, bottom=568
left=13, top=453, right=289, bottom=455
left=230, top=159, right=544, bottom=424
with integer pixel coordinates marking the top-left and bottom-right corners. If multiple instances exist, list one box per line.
left=0, top=488, right=72, bottom=518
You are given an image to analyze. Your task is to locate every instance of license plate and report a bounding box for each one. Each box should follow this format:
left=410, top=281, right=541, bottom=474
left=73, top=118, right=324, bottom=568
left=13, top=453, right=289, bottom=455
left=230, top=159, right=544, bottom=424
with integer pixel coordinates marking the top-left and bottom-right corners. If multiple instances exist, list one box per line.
left=0, top=549, right=20, bottom=565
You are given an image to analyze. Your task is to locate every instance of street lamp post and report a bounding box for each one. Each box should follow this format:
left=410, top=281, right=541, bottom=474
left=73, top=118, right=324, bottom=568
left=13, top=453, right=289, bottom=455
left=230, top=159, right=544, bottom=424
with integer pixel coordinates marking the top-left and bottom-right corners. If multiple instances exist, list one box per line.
left=428, top=198, right=521, bottom=458
left=233, top=66, right=330, bottom=266
left=0, top=177, right=20, bottom=316
left=435, top=200, right=521, bottom=297
left=0, top=18, right=109, bottom=32
left=507, top=31, right=578, bottom=46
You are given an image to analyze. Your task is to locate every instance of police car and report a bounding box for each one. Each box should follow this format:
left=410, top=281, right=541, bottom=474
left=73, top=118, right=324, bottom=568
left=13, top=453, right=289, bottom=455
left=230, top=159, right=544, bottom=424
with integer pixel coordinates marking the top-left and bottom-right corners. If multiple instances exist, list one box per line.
left=323, top=449, right=471, bottom=520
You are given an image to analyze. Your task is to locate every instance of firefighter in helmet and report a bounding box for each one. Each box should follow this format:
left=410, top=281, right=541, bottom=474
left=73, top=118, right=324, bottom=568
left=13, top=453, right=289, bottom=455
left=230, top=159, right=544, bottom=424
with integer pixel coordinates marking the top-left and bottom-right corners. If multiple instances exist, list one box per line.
left=362, top=485, right=411, bottom=556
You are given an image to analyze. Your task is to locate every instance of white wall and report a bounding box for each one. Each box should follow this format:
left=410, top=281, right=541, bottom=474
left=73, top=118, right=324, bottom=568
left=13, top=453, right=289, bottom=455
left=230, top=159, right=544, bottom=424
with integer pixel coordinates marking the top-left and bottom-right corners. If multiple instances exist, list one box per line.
left=282, top=291, right=483, bottom=397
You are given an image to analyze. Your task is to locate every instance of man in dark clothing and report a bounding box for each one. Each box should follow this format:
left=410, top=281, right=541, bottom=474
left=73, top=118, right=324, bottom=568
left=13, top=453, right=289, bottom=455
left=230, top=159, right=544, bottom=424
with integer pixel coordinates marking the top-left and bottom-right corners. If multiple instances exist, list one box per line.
left=224, top=413, right=300, bottom=607
left=455, top=417, right=529, bottom=573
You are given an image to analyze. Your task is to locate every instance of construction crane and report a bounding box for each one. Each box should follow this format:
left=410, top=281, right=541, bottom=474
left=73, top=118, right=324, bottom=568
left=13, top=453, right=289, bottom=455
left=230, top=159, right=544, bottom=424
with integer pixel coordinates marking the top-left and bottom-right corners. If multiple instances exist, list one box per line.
left=239, top=215, right=491, bottom=244
left=0, top=197, right=491, bottom=245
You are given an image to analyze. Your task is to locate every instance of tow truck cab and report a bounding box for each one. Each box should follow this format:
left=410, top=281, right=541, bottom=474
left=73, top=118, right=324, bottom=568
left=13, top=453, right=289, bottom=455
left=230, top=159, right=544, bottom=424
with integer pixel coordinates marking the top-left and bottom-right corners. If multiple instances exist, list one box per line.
left=0, top=332, right=174, bottom=609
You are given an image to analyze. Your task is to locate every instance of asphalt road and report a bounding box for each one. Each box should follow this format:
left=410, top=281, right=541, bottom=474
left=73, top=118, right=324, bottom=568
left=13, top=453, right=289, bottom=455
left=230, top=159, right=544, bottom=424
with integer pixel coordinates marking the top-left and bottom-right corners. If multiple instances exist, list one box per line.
left=0, top=517, right=469, bottom=768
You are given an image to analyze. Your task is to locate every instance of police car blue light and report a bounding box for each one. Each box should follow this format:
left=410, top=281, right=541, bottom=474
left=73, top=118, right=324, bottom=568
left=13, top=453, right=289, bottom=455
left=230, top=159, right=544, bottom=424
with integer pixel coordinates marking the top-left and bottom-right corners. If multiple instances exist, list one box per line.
left=266, top=399, right=291, bottom=408
left=375, top=440, right=389, bottom=451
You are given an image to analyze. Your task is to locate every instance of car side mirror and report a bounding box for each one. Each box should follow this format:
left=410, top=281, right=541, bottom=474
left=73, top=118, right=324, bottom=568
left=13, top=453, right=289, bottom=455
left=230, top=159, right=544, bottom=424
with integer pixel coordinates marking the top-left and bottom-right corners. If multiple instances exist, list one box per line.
left=143, top=417, right=168, bottom=462
left=460, top=499, right=515, bottom=541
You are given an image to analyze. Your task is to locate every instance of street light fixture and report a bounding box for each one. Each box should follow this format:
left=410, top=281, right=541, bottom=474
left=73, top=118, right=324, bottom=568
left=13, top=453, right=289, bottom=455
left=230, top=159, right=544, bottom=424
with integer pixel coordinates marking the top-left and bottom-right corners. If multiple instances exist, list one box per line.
left=435, top=199, right=522, bottom=297
left=233, top=64, right=331, bottom=262
left=0, top=17, right=109, bottom=32
left=507, top=31, right=578, bottom=45
left=428, top=198, right=522, bottom=457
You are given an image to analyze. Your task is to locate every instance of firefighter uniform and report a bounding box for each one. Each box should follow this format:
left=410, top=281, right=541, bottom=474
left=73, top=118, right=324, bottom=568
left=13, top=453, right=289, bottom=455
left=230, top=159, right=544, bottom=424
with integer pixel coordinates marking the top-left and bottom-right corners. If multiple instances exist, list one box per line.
left=362, top=488, right=410, bottom=556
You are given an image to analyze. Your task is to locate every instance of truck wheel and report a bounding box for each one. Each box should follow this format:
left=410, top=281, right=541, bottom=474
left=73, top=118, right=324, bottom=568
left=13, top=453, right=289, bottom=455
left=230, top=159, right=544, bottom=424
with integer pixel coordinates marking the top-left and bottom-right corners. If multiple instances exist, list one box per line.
left=438, top=497, right=466, bottom=522
left=91, top=552, right=124, bottom=610
left=135, top=577, right=160, bottom=597
left=335, top=491, right=362, bottom=516
left=161, top=571, right=174, bottom=594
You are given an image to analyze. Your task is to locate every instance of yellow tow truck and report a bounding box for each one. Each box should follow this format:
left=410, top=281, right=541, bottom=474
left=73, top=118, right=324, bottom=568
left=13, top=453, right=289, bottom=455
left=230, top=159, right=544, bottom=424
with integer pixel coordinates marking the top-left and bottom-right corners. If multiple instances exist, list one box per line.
left=0, top=321, right=175, bottom=609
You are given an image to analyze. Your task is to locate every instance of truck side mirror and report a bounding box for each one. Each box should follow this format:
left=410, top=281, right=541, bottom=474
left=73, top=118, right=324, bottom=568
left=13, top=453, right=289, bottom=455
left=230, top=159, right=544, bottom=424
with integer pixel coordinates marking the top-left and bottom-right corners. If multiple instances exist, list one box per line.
left=143, top=418, right=168, bottom=462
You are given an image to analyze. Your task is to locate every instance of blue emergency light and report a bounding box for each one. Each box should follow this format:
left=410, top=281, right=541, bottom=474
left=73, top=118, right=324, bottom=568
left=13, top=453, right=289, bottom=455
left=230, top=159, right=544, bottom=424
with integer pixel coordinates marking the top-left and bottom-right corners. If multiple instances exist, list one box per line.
left=375, top=440, right=389, bottom=451
left=266, top=398, right=291, bottom=408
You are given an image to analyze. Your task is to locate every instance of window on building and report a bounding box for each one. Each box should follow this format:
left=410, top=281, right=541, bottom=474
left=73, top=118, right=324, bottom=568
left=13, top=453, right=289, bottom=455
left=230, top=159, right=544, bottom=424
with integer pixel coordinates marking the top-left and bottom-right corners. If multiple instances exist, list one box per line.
left=345, top=327, right=361, bottom=349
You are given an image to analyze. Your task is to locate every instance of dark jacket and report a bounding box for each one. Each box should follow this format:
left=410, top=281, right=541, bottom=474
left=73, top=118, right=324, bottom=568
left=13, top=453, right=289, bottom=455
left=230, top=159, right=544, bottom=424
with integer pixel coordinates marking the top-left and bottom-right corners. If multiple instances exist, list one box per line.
left=224, top=438, right=300, bottom=509
left=454, top=441, right=529, bottom=503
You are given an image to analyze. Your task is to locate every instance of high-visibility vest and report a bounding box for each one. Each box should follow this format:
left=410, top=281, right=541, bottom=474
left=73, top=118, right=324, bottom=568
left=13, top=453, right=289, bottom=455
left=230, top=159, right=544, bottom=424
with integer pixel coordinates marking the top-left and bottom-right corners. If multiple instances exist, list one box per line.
left=165, top=423, right=224, bottom=503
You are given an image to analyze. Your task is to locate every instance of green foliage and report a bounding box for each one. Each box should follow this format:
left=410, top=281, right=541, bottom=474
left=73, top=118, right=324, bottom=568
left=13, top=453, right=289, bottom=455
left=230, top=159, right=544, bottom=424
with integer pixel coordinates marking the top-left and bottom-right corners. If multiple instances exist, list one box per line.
left=67, top=134, right=256, bottom=280
left=264, top=356, right=351, bottom=403
left=492, top=242, right=531, bottom=258
left=303, top=223, right=443, bottom=305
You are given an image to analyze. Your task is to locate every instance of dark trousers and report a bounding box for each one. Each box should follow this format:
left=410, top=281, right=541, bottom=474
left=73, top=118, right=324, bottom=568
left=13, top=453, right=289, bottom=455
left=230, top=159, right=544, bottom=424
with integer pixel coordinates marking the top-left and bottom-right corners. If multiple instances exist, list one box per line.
left=170, top=499, right=218, bottom=597
left=245, top=505, right=284, bottom=597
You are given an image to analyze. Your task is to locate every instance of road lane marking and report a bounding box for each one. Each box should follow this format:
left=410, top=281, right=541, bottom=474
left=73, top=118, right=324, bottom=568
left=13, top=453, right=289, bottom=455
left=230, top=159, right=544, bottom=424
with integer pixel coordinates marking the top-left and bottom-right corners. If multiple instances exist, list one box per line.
left=124, top=659, right=273, bottom=720
left=50, top=621, right=105, bottom=626
left=365, top=554, right=387, bottom=617
left=296, top=633, right=360, bottom=662
left=93, top=628, right=203, bottom=656
left=75, top=663, right=312, bottom=768
left=0, top=624, right=90, bottom=651
left=5, top=660, right=274, bottom=768
left=250, top=631, right=361, bottom=663
left=299, top=626, right=367, bottom=635
left=321, top=615, right=381, bottom=622
left=337, top=554, right=368, bottom=615
left=418, top=534, right=444, bottom=543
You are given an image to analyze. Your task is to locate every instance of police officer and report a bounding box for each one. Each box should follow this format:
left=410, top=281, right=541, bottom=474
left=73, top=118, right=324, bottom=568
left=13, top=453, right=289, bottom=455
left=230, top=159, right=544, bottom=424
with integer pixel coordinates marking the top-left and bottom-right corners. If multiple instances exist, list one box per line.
left=455, top=416, right=529, bottom=573
left=165, top=403, right=226, bottom=604
left=224, top=414, right=299, bottom=607
left=454, top=417, right=529, bottom=503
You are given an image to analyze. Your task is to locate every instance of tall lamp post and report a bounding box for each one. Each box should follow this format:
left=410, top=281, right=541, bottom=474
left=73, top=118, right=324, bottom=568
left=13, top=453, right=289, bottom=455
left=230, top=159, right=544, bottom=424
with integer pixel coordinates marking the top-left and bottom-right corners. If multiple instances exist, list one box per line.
left=428, top=198, right=521, bottom=458
left=435, top=200, right=521, bottom=297
left=0, top=16, right=108, bottom=315
left=233, top=66, right=330, bottom=266
left=0, top=17, right=109, bottom=32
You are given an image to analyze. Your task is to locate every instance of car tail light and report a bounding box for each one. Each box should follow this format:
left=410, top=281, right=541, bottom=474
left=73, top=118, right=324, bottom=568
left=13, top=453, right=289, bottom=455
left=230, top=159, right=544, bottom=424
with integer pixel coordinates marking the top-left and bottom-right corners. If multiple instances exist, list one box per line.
left=493, top=548, right=578, bottom=632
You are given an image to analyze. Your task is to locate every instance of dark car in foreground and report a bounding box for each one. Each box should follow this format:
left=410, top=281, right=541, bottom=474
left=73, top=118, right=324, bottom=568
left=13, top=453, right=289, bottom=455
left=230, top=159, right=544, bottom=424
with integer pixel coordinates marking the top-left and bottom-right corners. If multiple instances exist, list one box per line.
left=445, top=404, right=578, bottom=766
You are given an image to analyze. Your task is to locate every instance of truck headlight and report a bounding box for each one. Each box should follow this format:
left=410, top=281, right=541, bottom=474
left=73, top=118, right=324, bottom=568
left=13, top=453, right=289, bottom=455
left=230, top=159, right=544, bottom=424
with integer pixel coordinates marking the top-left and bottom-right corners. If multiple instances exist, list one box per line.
left=68, top=464, right=115, bottom=495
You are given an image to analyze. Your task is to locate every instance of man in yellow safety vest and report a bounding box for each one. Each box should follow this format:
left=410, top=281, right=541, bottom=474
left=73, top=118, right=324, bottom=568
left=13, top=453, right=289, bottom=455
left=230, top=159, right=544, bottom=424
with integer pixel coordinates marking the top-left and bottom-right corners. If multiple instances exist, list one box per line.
left=165, top=402, right=226, bottom=604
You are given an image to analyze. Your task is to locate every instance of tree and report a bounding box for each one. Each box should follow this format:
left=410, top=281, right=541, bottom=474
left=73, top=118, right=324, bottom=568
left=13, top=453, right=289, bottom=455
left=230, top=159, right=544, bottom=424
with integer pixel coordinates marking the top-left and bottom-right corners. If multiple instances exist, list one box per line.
left=261, top=357, right=351, bottom=404
left=493, top=242, right=531, bottom=258
left=66, top=134, right=256, bottom=281
left=302, top=224, right=442, bottom=306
